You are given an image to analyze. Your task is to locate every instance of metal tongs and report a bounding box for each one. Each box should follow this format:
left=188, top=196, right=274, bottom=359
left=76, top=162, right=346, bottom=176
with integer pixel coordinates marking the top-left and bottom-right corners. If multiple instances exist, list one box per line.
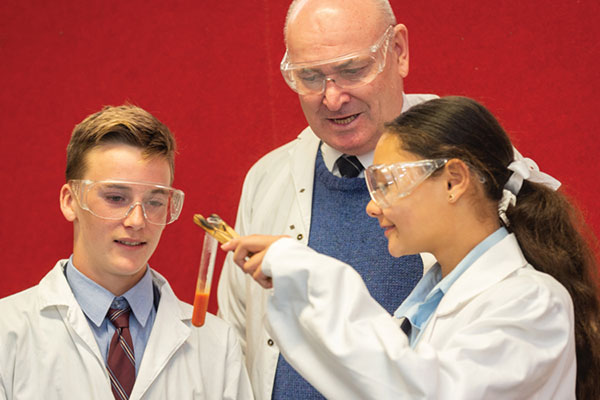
left=193, top=213, right=240, bottom=244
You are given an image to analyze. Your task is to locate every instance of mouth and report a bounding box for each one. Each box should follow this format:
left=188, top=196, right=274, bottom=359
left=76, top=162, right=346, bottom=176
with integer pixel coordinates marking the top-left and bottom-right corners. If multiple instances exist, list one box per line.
left=382, top=225, right=395, bottom=237
left=115, top=239, right=146, bottom=247
left=328, top=113, right=359, bottom=125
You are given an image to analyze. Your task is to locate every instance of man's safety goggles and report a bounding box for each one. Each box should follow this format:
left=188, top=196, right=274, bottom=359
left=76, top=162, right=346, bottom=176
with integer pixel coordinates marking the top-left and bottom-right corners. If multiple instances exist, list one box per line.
left=280, top=25, right=395, bottom=95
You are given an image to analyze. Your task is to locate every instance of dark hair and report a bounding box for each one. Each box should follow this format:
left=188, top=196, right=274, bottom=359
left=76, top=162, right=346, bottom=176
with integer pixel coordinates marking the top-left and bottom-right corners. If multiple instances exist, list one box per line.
left=65, top=104, right=176, bottom=182
left=385, top=96, right=600, bottom=398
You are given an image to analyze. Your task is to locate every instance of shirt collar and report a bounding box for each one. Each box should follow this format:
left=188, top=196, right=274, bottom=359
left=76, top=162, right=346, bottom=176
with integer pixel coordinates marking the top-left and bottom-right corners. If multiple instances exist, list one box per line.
left=320, top=142, right=374, bottom=177
left=65, top=256, right=155, bottom=328
left=319, top=93, right=412, bottom=174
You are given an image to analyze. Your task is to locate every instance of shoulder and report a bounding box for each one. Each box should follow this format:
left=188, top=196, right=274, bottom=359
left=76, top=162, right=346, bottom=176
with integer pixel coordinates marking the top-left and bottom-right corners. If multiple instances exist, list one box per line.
left=151, top=269, right=241, bottom=345
left=187, top=312, right=245, bottom=360
left=245, top=126, right=317, bottom=179
left=0, top=286, right=39, bottom=315
left=0, top=286, right=45, bottom=347
left=443, top=235, right=573, bottom=322
left=465, top=265, right=574, bottom=327
left=505, top=267, right=572, bottom=309
left=404, top=93, right=439, bottom=109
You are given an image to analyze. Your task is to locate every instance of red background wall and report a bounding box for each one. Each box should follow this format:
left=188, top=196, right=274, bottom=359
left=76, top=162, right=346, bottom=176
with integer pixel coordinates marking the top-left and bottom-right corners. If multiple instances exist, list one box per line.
left=1, top=1, right=599, bottom=313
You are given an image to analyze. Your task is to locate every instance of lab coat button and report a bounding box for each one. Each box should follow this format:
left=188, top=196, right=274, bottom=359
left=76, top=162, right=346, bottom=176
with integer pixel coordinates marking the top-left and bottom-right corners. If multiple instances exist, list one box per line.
left=267, top=339, right=274, bottom=346
left=299, top=188, right=305, bottom=193
left=297, top=234, right=303, bottom=240
left=289, top=225, right=295, bottom=230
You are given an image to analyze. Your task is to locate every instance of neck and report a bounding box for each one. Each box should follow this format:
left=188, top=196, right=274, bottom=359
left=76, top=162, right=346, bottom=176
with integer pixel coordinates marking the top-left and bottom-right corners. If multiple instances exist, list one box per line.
left=433, top=216, right=500, bottom=277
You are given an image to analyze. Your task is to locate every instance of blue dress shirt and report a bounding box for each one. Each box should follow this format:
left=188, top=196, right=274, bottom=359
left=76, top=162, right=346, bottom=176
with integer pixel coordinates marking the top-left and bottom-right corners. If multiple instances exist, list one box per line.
left=65, top=257, right=157, bottom=375
left=395, top=227, right=508, bottom=347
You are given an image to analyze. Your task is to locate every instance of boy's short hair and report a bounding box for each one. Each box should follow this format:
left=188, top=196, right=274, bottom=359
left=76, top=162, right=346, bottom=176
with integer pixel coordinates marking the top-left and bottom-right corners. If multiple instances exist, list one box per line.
left=65, top=105, right=176, bottom=182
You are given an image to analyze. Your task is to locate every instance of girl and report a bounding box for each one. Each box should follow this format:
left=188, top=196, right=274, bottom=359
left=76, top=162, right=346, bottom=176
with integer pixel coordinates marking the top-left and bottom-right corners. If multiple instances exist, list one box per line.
left=224, top=97, right=600, bottom=399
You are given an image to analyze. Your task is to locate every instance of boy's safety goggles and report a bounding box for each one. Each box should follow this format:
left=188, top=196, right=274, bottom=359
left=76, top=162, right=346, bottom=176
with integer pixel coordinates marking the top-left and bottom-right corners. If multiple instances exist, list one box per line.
left=69, top=179, right=185, bottom=225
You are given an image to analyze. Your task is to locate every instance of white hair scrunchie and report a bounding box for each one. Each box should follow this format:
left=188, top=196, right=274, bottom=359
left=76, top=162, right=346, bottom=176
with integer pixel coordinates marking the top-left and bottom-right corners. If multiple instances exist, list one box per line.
left=498, top=148, right=561, bottom=226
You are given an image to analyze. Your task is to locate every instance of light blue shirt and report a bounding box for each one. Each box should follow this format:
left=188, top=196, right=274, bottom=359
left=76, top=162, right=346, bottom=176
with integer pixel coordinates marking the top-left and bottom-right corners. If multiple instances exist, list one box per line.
left=395, top=227, right=508, bottom=347
left=65, top=257, right=157, bottom=375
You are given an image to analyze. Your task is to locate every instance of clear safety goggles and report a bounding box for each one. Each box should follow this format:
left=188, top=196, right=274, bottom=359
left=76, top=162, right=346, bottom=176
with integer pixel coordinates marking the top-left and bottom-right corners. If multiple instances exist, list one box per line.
left=70, top=179, right=185, bottom=225
left=280, top=25, right=395, bottom=95
left=365, top=159, right=448, bottom=208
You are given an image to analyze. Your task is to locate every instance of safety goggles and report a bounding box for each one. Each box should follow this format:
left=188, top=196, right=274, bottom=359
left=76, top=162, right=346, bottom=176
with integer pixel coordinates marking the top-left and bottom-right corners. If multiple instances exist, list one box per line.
left=70, top=179, right=185, bottom=225
left=280, top=25, right=395, bottom=95
left=365, top=159, right=448, bottom=208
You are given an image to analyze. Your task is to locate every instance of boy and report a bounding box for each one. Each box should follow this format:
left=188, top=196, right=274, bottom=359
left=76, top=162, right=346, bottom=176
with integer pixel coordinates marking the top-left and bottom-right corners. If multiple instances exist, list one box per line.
left=0, top=105, right=252, bottom=399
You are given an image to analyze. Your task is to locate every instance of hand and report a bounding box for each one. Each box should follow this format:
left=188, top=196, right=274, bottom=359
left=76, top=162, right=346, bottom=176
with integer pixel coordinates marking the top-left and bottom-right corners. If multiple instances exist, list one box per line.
left=221, top=235, right=288, bottom=288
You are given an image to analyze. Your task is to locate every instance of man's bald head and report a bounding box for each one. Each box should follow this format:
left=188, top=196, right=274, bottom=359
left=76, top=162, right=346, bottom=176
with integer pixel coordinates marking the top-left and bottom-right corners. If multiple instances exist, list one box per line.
left=284, top=0, right=397, bottom=45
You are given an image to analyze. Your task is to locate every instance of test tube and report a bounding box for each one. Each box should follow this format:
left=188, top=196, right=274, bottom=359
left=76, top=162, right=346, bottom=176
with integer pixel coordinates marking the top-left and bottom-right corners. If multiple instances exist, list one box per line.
left=192, top=232, right=218, bottom=327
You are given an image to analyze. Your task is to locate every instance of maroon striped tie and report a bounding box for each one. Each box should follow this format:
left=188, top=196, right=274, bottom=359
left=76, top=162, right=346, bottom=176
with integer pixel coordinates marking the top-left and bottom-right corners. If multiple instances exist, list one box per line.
left=107, top=307, right=135, bottom=399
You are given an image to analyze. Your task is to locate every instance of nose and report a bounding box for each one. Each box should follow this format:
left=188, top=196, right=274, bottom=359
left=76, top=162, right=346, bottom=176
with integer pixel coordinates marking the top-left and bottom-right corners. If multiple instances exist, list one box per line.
left=322, top=79, right=350, bottom=111
left=365, top=199, right=382, bottom=219
left=123, top=202, right=146, bottom=229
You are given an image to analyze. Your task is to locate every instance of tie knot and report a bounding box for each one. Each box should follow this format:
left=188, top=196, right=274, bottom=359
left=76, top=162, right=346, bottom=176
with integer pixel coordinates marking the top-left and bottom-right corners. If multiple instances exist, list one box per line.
left=108, top=307, right=131, bottom=329
left=336, top=154, right=364, bottom=178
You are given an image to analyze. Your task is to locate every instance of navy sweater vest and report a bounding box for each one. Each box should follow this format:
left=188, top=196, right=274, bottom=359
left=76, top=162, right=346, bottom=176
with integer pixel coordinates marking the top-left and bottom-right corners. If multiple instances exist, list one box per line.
left=272, top=149, right=423, bottom=399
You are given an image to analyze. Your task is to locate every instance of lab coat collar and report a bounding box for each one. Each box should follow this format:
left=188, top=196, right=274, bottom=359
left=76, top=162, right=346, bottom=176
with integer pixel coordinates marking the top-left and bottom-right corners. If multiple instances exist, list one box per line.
left=37, top=261, right=106, bottom=372
left=37, top=260, right=78, bottom=310
left=131, top=268, right=192, bottom=399
left=434, top=234, right=528, bottom=317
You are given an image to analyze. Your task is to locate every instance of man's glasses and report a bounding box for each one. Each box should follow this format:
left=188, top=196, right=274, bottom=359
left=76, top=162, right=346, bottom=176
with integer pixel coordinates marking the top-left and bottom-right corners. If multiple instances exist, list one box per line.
left=280, top=25, right=395, bottom=95
left=69, top=179, right=185, bottom=225
left=365, top=159, right=448, bottom=208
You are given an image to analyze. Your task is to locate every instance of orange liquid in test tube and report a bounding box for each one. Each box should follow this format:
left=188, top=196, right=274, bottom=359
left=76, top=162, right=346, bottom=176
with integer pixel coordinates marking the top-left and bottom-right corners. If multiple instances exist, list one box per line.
left=192, top=233, right=218, bottom=327
left=192, top=291, right=210, bottom=326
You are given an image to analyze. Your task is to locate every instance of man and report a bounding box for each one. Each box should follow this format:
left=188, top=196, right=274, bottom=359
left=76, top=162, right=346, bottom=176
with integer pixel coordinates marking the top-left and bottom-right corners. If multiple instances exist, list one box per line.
left=217, top=0, right=436, bottom=398
left=0, top=105, right=253, bottom=399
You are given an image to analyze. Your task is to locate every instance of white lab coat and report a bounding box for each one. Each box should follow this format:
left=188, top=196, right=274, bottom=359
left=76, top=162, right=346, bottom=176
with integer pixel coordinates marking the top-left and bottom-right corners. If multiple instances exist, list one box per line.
left=0, top=261, right=253, bottom=400
left=217, top=94, right=438, bottom=400
left=261, top=235, right=576, bottom=399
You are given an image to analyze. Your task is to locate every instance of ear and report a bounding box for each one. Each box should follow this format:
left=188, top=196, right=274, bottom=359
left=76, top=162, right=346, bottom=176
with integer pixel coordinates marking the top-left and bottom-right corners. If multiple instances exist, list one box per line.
left=60, top=183, right=77, bottom=222
left=392, top=24, right=409, bottom=78
left=444, top=159, right=471, bottom=203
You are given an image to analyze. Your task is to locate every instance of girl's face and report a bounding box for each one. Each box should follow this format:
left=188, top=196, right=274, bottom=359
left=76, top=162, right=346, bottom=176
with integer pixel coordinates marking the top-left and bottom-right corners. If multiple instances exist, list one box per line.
left=366, top=133, right=449, bottom=258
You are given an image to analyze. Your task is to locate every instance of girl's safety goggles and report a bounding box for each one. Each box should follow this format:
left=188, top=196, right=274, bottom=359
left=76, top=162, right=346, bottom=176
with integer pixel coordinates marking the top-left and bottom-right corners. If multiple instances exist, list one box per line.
left=365, top=159, right=448, bottom=208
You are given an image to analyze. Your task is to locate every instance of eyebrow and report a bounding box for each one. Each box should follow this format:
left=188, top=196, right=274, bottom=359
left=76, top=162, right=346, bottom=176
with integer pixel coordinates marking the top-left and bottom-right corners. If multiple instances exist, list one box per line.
left=298, top=57, right=364, bottom=75
left=331, top=58, right=361, bottom=71
left=103, top=183, right=132, bottom=191
left=102, top=183, right=170, bottom=196
left=149, top=188, right=170, bottom=195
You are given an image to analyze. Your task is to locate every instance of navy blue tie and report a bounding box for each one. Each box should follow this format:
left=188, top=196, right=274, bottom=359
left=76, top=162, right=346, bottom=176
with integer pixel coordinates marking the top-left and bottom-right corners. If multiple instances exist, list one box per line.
left=336, top=154, right=364, bottom=178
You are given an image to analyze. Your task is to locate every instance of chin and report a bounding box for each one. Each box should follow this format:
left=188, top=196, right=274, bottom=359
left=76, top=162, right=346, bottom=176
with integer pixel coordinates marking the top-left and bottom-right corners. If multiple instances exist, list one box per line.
left=388, top=237, right=417, bottom=258
left=113, top=258, right=149, bottom=276
left=387, top=243, right=404, bottom=258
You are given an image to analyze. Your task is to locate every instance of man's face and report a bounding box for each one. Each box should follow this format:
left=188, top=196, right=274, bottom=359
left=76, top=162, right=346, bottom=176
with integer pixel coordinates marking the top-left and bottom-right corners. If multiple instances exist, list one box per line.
left=61, top=143, right=171, bottom=295
left=286, top=13, right=408, bottom=155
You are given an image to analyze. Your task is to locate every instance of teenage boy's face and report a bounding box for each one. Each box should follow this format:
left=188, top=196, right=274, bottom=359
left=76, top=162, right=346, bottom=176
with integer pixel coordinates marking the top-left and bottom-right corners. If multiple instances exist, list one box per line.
left=60, top=143, right=172, bottom=295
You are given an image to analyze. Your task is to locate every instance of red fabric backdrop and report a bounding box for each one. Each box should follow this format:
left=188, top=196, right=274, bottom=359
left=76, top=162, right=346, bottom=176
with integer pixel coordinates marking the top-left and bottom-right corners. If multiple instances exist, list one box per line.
left=1, top=1, right=599, bottom=313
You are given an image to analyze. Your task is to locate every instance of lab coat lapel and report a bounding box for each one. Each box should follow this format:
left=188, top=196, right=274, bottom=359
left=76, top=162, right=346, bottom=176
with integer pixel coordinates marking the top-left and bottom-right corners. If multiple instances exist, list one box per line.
left=38, top=262, right=107, bottom=368
left=289, top=127, right=320, bottom=237
left=132, top=270, right=191, bottom=399
left=437, top=234, right=527, bottom=316
left=420, top=235, right=528, bottom=342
